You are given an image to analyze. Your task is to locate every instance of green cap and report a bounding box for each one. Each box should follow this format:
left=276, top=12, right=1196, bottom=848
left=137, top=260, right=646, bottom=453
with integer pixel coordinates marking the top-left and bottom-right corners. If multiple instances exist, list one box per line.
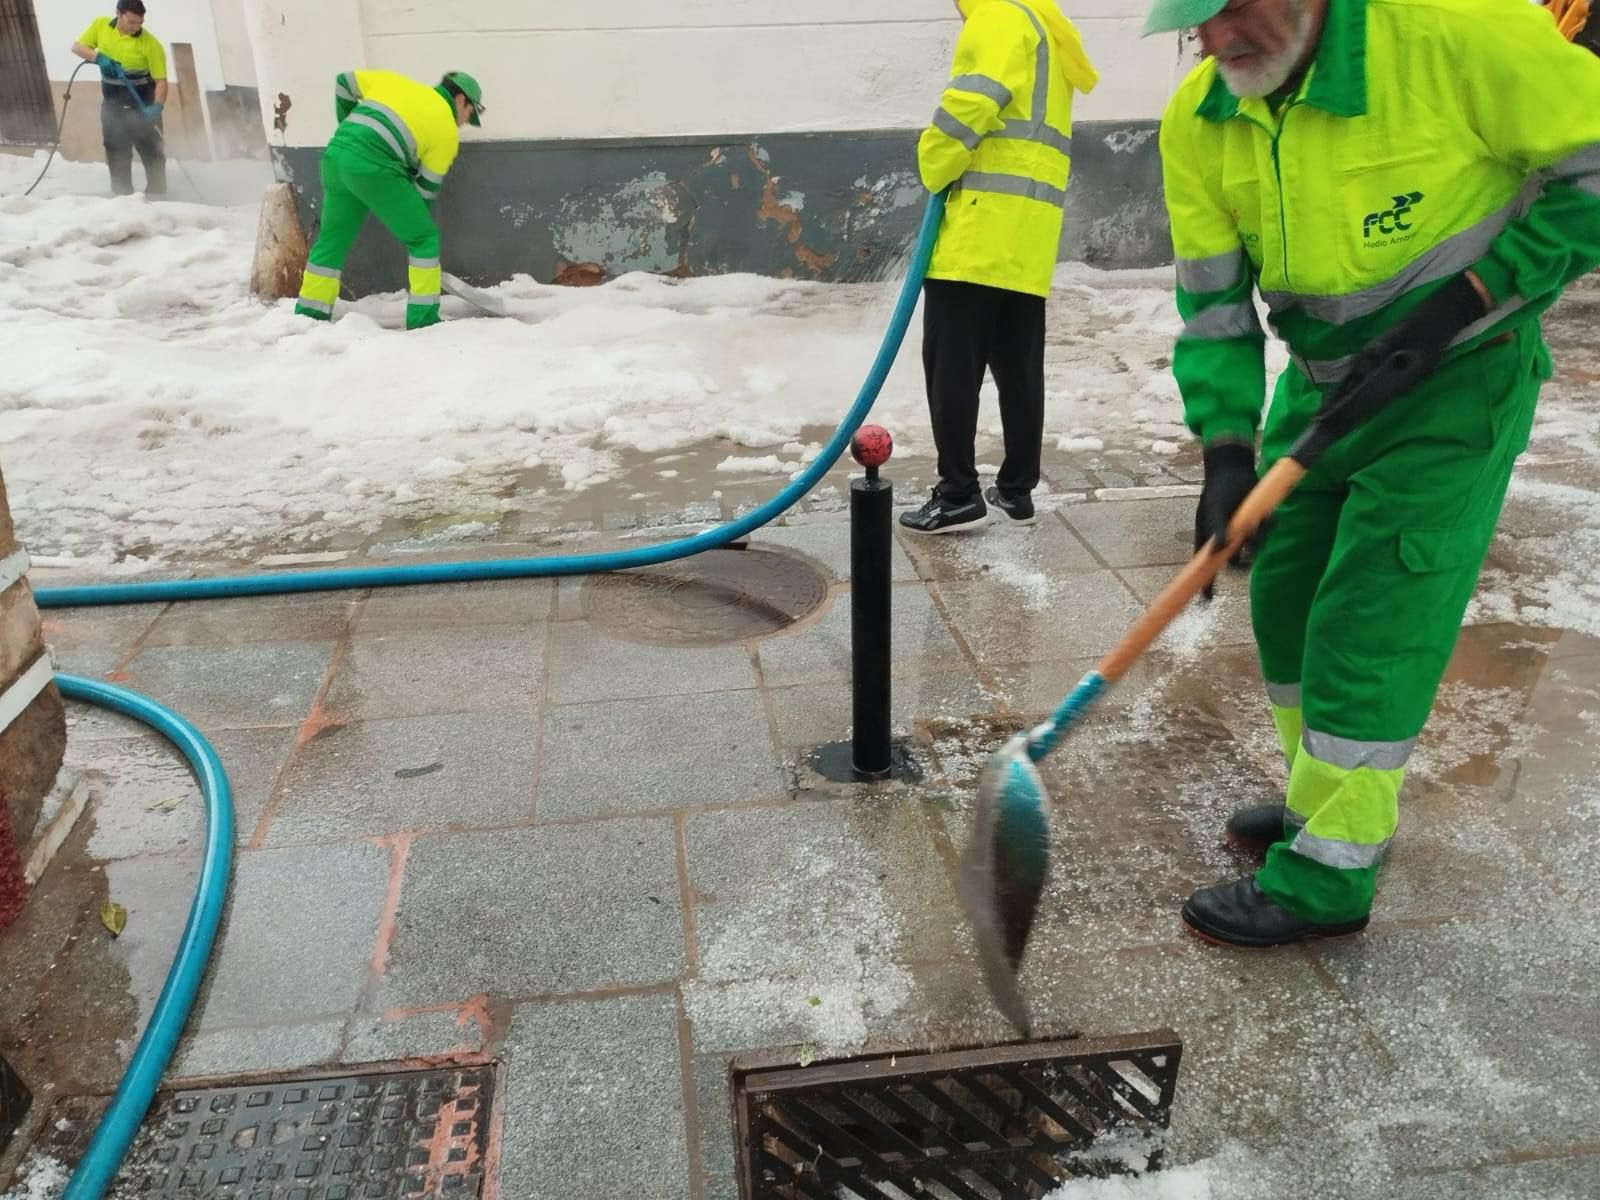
left=442, top=70, right=484, bottom=126
left=1142, top=0, right=1226, bottom=35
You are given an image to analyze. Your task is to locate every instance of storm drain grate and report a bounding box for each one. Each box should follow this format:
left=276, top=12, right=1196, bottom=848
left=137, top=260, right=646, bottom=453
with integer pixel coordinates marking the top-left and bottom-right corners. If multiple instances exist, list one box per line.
left=28, top=1064, right=493, bottom=1198
left=731, top=1032, right=1182, bottom=1199
left=582, top=547, right=831, bottom=646
left=0, top=1052, right=29, bottom=1158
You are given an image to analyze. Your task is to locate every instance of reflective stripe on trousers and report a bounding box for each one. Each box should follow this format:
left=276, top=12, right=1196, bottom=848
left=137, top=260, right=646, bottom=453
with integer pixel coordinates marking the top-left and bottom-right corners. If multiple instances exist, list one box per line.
left=296, top=263, right=341, bottom=316
left=408, top=255, right=441, bottom=309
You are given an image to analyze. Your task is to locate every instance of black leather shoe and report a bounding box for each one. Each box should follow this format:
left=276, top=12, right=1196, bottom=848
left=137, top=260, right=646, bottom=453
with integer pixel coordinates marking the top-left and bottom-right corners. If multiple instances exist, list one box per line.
left=1181, top=876, right=1369, bottom=948
left=1225, top=802, right=1289, bottom=854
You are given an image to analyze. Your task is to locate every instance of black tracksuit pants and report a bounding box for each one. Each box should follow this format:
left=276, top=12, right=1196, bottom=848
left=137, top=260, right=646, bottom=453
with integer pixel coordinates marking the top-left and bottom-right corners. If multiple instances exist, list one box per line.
left=102, top=85, right=165, bottom=197
left=921, top=278, right=1046, bottom=503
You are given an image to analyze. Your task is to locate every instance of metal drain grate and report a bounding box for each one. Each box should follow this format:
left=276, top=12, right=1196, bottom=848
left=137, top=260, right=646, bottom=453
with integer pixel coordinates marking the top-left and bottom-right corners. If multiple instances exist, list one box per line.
left=731, top=1032, right=1182, bottom=1199
left=28, top=1064, right=493, bottom=1198
left=582, top=547, right=831, bottom=646
left=0, top=1052, right=29, bottom=1158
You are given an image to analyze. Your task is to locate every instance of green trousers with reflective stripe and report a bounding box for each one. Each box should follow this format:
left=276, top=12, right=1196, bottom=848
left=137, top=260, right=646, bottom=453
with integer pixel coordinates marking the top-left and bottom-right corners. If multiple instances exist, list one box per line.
left=295, top=137, right=441, bottom=331
left=1248, top=323, right=1547, bottom=923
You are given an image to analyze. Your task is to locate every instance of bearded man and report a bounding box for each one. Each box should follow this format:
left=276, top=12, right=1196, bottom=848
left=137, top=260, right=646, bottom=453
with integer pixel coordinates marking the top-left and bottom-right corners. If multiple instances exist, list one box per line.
left=1143, top=0, right=1600, bottom=946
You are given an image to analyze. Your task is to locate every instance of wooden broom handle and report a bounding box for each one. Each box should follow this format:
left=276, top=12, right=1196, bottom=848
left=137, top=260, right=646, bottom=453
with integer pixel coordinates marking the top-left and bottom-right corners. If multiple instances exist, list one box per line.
left=1094, top=456, right=1307, bottom=685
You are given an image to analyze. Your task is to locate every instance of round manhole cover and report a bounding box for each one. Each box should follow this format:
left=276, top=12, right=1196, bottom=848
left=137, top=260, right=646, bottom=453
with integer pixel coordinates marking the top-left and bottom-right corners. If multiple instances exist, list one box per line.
left=582, top=547, right=831, bottom=646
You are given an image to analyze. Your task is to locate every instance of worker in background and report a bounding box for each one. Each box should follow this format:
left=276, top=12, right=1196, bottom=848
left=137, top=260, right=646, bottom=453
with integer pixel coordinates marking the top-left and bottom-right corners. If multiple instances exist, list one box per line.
left=899, top=0, right=1098, bottom=535
left=1146, top=0, right=1600, bottom=947
left=70, top=0, right=167, bottom=197
left=294, top=70, right=484, bottom=331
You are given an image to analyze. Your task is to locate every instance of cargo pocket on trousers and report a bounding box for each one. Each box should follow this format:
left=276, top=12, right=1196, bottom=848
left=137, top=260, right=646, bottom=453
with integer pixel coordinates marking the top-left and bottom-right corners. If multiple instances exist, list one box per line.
left=1397, top=525, right=1488, bottom=575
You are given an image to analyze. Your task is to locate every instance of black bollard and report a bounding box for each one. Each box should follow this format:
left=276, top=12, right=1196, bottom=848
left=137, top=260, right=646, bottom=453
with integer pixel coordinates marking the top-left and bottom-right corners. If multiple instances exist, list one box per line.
left=849, top=426, right=894, bottom=778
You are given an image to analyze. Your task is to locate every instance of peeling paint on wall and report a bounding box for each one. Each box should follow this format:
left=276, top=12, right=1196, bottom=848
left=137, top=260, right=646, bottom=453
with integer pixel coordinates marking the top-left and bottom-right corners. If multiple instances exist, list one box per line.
left=274, top=121, right=1169, bottom=296
left=553, top=172, right=688, bottom=275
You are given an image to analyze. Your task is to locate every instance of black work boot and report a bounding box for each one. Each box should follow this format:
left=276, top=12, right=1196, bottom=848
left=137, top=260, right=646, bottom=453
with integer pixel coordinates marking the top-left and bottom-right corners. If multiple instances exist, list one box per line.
left=1225, top=802, right=1289, bottom=855
left=1182, top=876, right=1369, bottom=948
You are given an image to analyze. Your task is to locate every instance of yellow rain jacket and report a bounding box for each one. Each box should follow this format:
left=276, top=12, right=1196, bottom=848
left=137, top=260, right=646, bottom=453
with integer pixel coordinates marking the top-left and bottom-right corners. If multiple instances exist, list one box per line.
left=918, top=0, right=1099, bottom=297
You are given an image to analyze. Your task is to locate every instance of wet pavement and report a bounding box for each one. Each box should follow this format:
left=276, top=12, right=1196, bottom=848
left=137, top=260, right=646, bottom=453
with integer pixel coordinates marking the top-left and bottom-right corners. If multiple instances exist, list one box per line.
left=4, top=284, right=1600, bottom=1197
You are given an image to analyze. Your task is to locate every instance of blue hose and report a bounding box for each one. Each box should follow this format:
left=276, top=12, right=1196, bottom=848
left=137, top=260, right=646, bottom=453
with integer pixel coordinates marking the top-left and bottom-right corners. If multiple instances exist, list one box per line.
left=54, top=675, right=234, bottom=1200
left=36, top=191, right=947, bottom=610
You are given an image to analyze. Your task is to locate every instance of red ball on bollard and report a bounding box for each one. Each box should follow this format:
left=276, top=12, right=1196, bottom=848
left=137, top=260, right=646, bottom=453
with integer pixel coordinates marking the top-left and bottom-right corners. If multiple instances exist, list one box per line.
left=851, top=425, right=893, bottom=469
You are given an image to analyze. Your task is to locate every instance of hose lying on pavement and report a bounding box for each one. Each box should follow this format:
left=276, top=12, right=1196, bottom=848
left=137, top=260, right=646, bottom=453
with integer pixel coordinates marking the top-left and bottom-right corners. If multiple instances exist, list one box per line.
left=52, top=675, right=234, bottom=1200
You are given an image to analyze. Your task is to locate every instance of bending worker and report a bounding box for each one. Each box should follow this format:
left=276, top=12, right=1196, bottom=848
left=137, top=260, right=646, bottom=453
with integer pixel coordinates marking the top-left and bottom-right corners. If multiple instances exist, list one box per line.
left=1146, top=0, right=1600, bottom=946
left=899, top=0, right=1097, bottom=535
left=70, top=0, right=167, bottom=197
left=295, top=70, right=485, bottom=331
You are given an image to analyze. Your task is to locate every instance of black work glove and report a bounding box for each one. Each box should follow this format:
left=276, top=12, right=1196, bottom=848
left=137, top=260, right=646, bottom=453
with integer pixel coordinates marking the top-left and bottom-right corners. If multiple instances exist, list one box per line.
left=1318, top=274, right=1488, bottom=436
left=1194, top=439, right=1261, bottom=600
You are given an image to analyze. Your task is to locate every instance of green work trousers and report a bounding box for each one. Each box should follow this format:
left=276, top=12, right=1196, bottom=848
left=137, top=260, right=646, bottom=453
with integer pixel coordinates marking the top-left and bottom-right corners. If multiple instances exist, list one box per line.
left=294, top=137, right=442, bottom=330
left=1249, top=323, right=1547, bottom=923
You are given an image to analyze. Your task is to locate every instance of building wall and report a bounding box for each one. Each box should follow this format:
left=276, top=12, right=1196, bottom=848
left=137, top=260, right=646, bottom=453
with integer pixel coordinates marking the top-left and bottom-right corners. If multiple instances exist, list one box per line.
left=250, top=0, right=1195, bottom=286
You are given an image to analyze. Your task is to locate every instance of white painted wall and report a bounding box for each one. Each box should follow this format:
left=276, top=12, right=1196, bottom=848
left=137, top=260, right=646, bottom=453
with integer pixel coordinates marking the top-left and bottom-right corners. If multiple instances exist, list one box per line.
left=39, top=0, right=235, bottom=90
left=210, top=0, right=258, bottom=87
left=248, top=0, right=1189, bottom=148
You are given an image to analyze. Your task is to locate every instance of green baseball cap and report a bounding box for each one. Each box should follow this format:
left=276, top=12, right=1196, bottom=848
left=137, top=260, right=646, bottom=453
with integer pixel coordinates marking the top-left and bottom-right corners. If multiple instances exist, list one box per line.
left=1142, top=0, right=1227, bottom=34
left=442, top=70, right=484, bottom=126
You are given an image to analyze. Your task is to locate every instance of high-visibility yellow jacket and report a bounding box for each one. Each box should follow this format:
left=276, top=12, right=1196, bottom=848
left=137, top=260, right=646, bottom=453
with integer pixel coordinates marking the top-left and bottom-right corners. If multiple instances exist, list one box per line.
left=1160, top=0, right=1600, bottom=445
left=918, top=0, right=1098, bottom=298
left=331, top=70, right=459, bottom=202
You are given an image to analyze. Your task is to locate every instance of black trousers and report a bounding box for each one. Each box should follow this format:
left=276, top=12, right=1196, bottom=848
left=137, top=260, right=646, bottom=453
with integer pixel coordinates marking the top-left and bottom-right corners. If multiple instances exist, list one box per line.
left=921, top=278, right=1046, bottom=502
left=102, top=98, right=166, bottom=196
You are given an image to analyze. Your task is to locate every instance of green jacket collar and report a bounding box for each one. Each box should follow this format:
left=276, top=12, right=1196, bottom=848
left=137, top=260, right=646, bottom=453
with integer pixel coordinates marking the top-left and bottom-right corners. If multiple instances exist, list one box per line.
left=1195, top=0, right=1368, bottom=123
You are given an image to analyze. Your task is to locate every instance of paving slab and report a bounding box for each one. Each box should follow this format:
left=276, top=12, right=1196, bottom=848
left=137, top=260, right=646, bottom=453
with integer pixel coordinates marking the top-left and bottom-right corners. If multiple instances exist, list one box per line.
left=1020, top=939, right=1397, bottom=1173
left=932, top=572, right=1146, bottom=664
left=357, top=579, right=553, bottom=630
left=119, top=641, right=332, bottom=730
left=379, top=821, right=683, bottom=1009
left=984, top=651, right=1182, bottom=718
left=38, top=603, right=166, bottom=656
left=684, top=799, right=969, bottom=1058
left=143, top=593, right=359, bottom=646
left=1311, top=915, right=1600, bottom=1178
left=190, top=841, right=391, bottom=1031
left=895, top=511, right=1100, bottom=583
left=547, top=623, right=758, bottom=704
left=752, top=519, right=918, bottom=583
left=539, top=691, right=781, bottom=819
left=342, top=1009, right=483, bottom=1064
left=766, top=670, right=997, bottom=750
left=46, top=646, right=123, bottom=680
left=757, top=584, right=967, bottom=686
left=497, top=994, right=689, bottom=1200
left=1062, top=495, right=1195, bottom=567
left=1118, top=566, right=1257, bottom=648
left=325, top=625, right=544, bottom=720
left=172, top=1020, right=345, bottom=1079
left=265, top=710, right=537, bottom=844
left=69, top=733, right=205, bottom=861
